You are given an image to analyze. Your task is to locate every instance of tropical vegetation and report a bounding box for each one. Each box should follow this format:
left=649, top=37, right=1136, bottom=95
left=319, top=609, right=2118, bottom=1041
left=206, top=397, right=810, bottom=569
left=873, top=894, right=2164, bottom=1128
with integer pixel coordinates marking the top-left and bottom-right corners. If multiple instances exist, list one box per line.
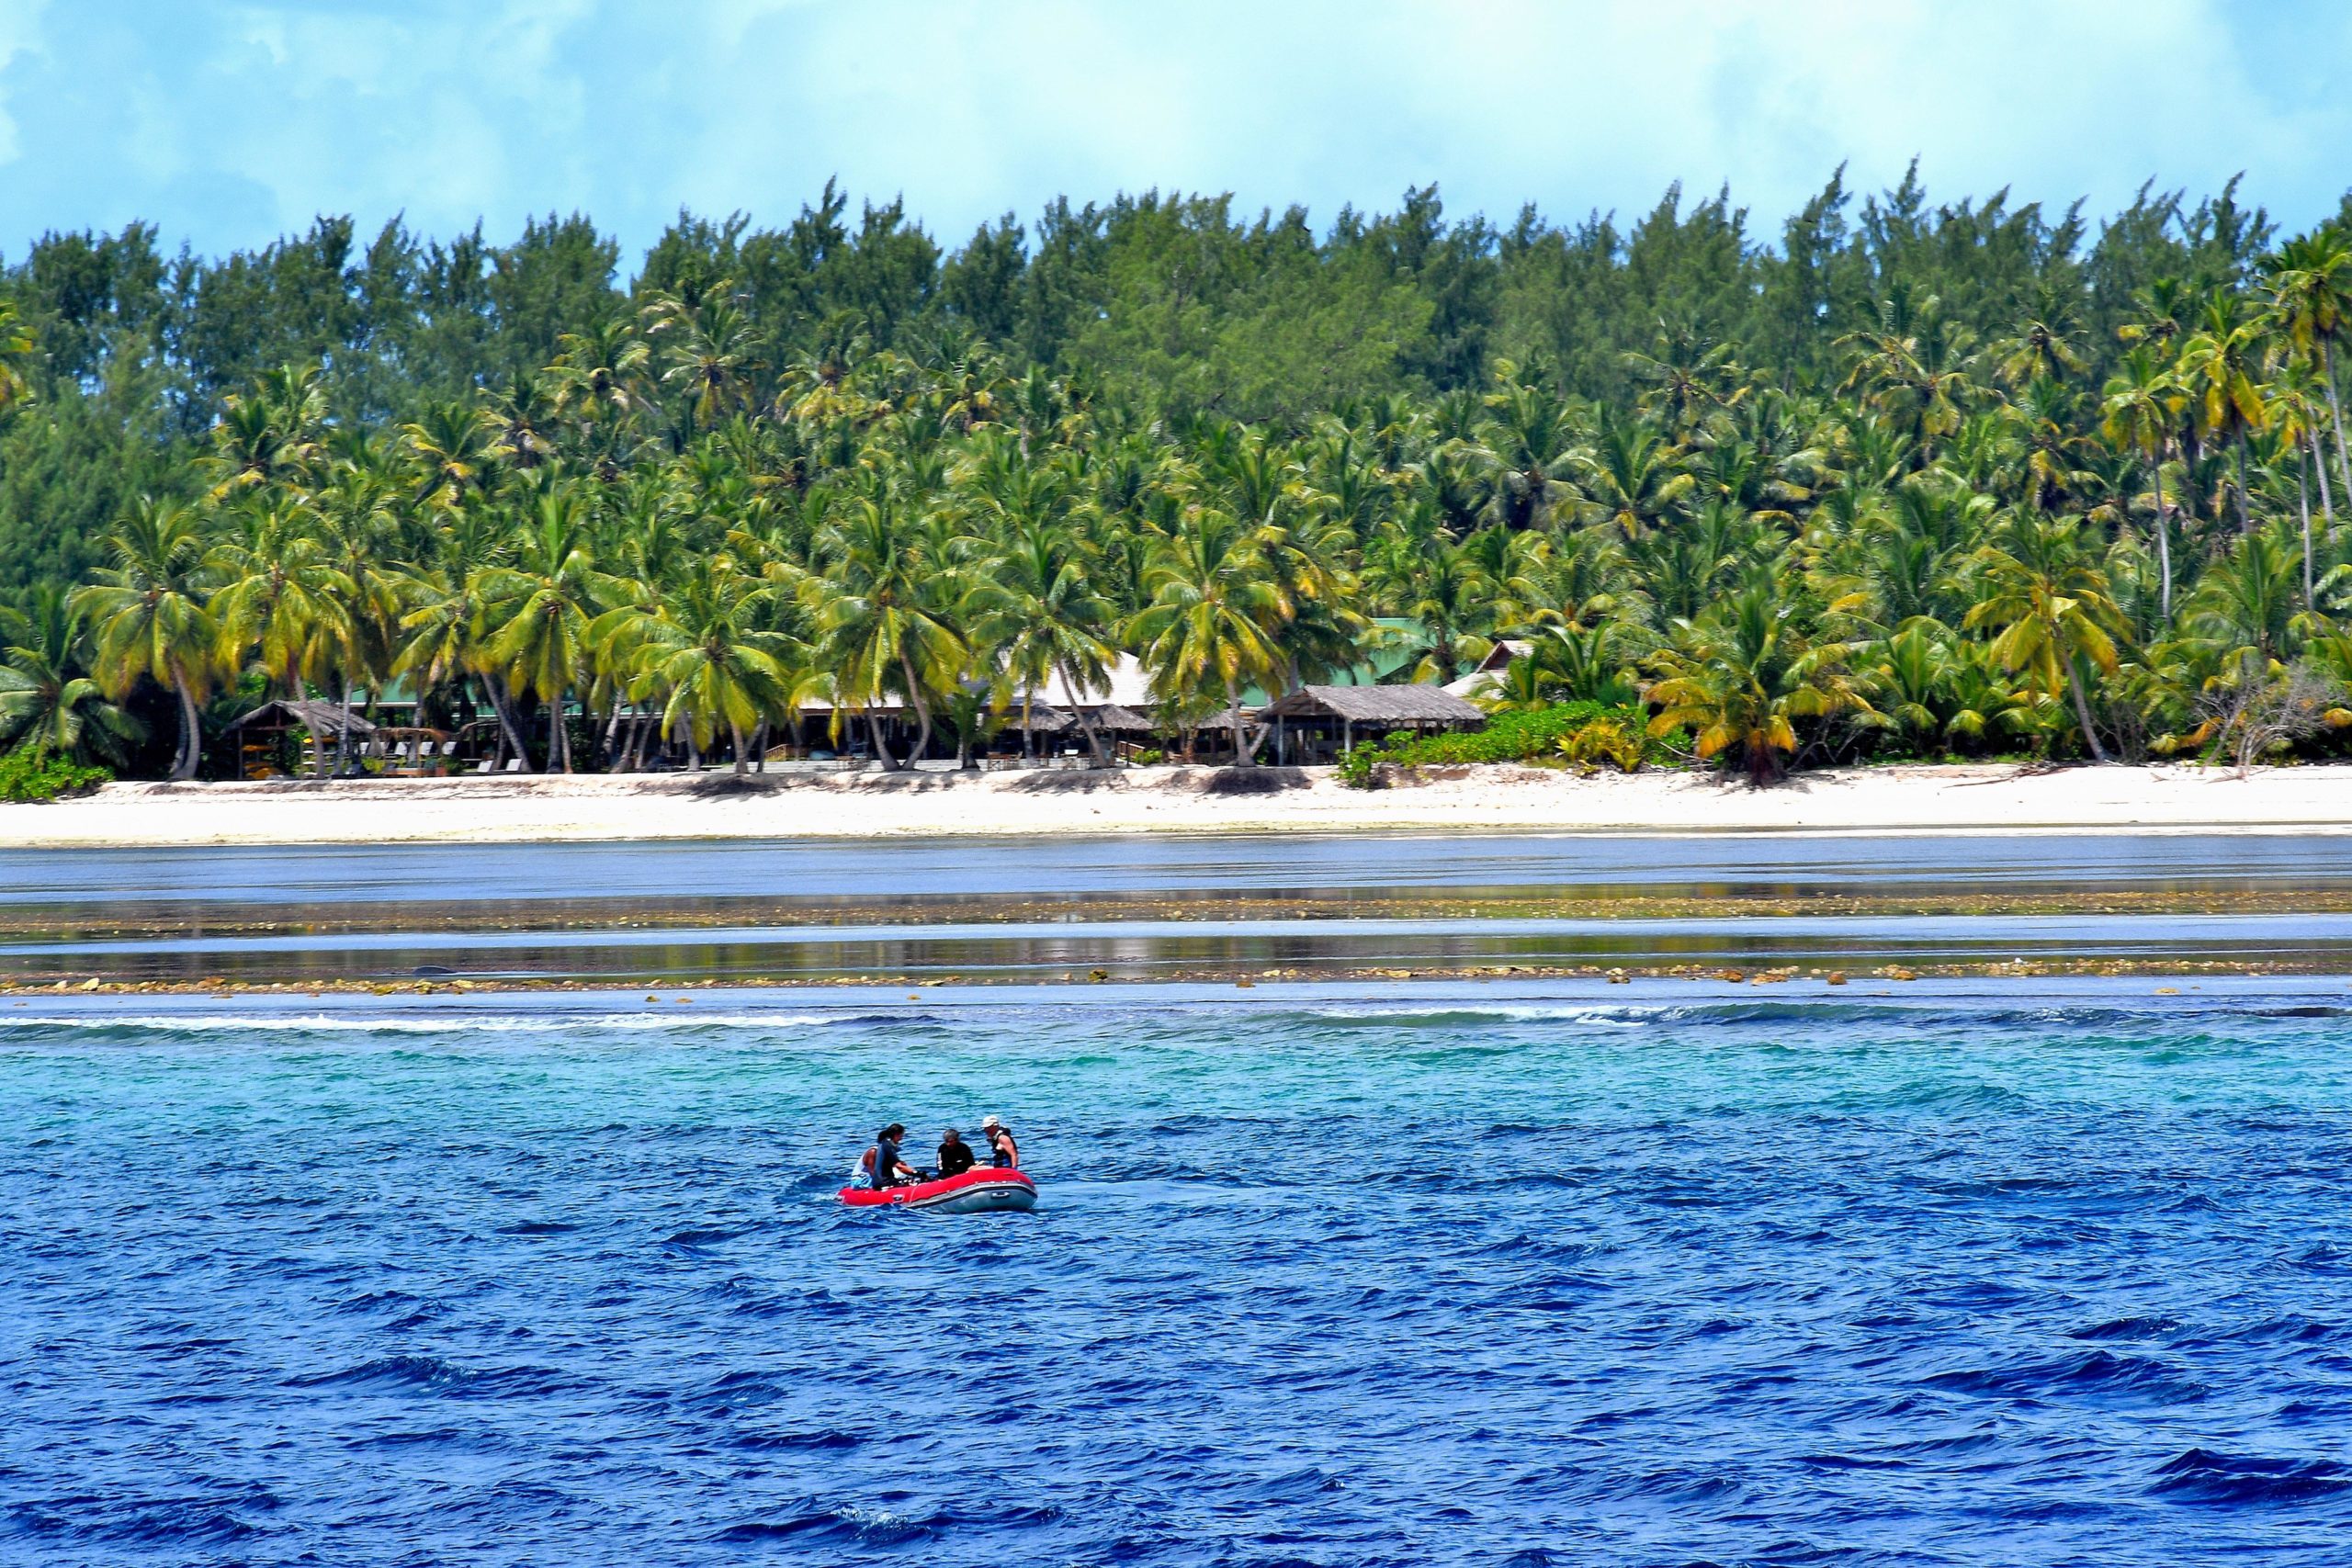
left=6, top=171, right=2352, bottom=783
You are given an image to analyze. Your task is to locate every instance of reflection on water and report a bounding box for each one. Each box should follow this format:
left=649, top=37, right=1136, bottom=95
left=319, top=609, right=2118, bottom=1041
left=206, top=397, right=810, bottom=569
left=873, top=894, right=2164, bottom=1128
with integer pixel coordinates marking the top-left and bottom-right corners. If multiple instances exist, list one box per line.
left=10, top=912, right=2352, bottom=985
left=6, top=829, right=2350, bottom=906
left=5, top=831, right=2349, bottom=985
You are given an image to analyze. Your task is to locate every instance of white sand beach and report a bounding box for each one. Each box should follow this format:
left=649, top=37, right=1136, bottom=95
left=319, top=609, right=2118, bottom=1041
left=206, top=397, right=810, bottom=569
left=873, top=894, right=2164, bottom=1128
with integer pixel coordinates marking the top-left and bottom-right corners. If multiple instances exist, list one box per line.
left=9, top=762, right=2352, bottom=848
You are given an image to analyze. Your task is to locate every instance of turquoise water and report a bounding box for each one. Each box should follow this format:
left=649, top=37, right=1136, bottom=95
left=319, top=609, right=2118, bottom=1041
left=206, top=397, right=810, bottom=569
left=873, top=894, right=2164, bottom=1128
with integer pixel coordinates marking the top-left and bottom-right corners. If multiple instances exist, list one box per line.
left=8, top=981, right=2352, bottom=1564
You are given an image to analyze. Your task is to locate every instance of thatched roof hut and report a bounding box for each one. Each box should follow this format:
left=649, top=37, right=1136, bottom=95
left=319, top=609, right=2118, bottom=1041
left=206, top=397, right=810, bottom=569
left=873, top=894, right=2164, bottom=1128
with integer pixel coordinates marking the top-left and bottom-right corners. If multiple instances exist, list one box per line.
left=1255, top=683, right=1485, bottom=764
left=227, top=700, right=379, bottom=738
left=1091, top=704, right=1159, bottom=732
left=1257, top=685, right=1486, bottom=727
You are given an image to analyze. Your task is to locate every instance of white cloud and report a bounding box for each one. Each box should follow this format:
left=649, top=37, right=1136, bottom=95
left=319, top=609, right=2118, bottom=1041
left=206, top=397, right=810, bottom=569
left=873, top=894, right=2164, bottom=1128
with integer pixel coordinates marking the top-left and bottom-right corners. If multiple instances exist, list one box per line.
left=0, top=0, right=51, bottom=165
left=1, top=0, right=2346, bottom=261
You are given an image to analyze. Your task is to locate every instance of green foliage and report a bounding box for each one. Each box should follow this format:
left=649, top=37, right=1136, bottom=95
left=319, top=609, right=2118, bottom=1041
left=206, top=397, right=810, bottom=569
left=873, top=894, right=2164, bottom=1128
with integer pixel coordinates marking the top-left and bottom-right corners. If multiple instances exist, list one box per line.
left=18, top=170, right=2352, bottom=792
left=1558, top=716, right=1645, bottom=773
left=1340, top=703, right=1679, bottom=786
left=0, top=748, right=109, bottom=802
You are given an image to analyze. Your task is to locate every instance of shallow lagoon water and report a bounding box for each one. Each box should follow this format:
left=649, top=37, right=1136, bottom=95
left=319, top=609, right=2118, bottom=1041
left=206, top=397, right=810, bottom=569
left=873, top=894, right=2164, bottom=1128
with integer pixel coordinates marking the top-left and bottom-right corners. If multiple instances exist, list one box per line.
left=9, top=979, right=2352, bottom=1565
left=11, top=830, right=2352, bottom=985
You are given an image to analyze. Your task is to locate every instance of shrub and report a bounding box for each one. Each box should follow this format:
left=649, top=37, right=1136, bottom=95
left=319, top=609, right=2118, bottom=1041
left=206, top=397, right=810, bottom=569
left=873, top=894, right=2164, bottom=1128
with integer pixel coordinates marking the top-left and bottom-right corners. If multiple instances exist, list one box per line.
left=0, top=750, right=112, bottom=803
left=1559, top=716, right=1645, bottom=773
left=1130, top=747, right=1165, bottom=765
left=1335, top=702, right=1684, bottom=788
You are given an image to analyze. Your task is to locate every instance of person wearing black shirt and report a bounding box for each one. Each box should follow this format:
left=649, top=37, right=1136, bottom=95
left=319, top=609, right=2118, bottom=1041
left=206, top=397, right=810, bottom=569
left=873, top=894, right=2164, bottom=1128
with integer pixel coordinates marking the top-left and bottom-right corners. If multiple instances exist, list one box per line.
left=936, top=1128, right=976, bottom=1178
left=870, top=1123, right=916, bottom=1189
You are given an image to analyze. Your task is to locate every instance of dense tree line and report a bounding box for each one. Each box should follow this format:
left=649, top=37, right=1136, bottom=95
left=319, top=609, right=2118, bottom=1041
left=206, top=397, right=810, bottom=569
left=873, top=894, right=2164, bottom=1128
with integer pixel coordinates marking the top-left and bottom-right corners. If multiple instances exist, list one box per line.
left=6, top=168, right=2352, bottom=783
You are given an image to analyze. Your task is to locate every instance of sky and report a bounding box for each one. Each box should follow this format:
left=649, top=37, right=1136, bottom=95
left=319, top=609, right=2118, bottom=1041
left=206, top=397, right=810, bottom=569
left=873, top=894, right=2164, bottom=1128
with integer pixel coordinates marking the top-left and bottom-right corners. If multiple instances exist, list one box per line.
left=0, top=0, right=2346, bottom=270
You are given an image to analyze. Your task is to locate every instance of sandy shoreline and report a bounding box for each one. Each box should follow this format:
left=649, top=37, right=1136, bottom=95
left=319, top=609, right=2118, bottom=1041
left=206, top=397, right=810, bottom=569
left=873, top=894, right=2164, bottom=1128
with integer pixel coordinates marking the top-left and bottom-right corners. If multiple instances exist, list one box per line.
left=8, top=761, right=2352, bottom=848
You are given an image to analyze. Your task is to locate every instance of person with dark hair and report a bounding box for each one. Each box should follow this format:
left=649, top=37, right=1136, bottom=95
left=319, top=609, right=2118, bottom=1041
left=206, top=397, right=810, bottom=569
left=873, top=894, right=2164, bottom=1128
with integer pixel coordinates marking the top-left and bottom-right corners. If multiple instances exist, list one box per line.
left=868, top=1123, right=917, bottom=1189
left=936, top=1127, right=976, bottom=1178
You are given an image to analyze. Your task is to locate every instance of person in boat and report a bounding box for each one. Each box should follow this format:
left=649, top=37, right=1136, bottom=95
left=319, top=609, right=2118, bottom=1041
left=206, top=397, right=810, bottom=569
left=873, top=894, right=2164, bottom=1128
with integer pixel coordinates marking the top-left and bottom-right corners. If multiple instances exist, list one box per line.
left=869, top=1123, right=918, bottom=1189
left=936, top=1127, right=976, bottom=1178
left=981, top=1114, right=1019, bottom=1169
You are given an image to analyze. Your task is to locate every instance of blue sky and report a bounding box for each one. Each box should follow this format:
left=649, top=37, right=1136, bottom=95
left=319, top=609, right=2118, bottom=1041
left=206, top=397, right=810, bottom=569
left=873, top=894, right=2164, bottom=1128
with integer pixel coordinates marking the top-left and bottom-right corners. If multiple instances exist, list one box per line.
left=1, top=0, right=2346, bottom=269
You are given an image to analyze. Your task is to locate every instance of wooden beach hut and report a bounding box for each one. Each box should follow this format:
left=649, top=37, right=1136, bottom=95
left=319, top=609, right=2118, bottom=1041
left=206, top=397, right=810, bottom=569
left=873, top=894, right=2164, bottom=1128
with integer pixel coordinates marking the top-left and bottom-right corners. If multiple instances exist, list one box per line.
left=225, top=699, right=379, bottom=777
left=1257, top=684, right=1486, bottom=764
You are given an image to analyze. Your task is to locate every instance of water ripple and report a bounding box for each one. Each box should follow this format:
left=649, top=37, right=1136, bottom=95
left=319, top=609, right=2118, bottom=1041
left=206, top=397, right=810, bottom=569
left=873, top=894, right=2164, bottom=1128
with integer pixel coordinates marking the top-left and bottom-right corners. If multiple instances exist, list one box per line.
left=9, top=992, right=2352, bottom=1563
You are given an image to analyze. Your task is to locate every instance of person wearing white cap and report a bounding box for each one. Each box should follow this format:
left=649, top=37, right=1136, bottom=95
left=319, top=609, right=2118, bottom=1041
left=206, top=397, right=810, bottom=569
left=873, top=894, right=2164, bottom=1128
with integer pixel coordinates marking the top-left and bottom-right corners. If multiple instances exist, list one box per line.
left=981, top=1114, right=1019, bottom=1169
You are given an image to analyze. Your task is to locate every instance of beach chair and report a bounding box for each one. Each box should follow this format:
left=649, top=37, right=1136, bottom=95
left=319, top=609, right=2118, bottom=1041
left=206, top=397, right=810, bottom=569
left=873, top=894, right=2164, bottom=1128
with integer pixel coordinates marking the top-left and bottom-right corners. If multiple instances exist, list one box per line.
left=503, top=758, right=524, bottom=773
left=474, top=759, right=494, bottom=773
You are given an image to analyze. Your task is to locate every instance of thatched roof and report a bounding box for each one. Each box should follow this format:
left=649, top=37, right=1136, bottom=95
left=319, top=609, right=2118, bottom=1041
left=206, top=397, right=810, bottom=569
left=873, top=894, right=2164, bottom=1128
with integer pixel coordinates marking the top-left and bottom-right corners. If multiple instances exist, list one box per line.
left=1091, top=704, right=1159, bottom=731
left=227, top=700, right=379, bottom=737
left=1257, top=684, right=1486, bottom=726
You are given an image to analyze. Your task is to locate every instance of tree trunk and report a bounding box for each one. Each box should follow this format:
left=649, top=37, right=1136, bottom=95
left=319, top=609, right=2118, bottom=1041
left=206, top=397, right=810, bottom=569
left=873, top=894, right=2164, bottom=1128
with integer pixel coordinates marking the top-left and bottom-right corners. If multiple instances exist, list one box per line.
left=548, top=691, right=564, bottom=773
left=485, top=675, right=535, bottom=773
left=305, top=680, right=329, bottom=780
left=2324, top=340, right=2352, bottom=512
left=898, top=652, right=933, bottom=765
left=870, top=709, right=901, bottom=771
left=171, top=672, right=202, bottom=782
left=2313, top=426, right=2337, bottom=573
left=1057, top=660, right=1110, bottom=766
left=1020, top=686, right=1035, bottom=763
left=729, top=719, right=749, bottom=775
left=2235, top=432, right=2254, bottom=535
left=2154, top=451, right=2174, bottom=622
left=334, top=676, right=356, bottom=776
left=2299, top=445, right=2316, bottom=610
left=602, top=705, right=627, bottom=772
left=2063, top=649, right=2108, bottom=763
left=1225, top=676, right=1254, bottom=766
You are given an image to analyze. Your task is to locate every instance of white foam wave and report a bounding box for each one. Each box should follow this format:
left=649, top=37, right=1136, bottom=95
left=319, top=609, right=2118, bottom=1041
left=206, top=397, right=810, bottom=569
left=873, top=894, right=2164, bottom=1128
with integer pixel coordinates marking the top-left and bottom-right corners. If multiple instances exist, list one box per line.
left=1297, top=1004, right=1653, bottom=1027
left=0, top=1010, right=870, bottom=1035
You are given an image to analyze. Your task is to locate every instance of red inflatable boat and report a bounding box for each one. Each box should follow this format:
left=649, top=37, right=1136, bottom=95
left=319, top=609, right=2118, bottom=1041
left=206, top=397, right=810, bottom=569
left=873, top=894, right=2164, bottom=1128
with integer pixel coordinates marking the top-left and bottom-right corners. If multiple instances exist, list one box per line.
left=838, top=1168, right=1037, bottom=1214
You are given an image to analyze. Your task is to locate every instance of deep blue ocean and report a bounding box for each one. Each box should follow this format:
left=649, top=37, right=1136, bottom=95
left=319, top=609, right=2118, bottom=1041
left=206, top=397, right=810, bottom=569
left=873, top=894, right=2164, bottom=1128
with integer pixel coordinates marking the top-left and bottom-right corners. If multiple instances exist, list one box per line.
left=8, top=983, right=2352, bottom=1566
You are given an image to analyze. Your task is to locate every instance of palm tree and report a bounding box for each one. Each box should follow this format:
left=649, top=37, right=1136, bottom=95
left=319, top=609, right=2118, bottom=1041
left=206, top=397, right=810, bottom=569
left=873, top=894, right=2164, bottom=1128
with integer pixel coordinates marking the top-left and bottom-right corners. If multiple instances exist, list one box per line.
left=646, top=287, right=763, bottom=434
left=71, top=500, right=219, bottom=780
left=0, top=587, right=144, bottom=763
left=2260, top=231, right=2352, bottom=506
left=1129, top=506, right=1286, bottom=765
left=402, top=400, right=501, bottom=511
left=391, top=505, right=531, bottom=767
left=597, top=569, right=803, bottom=773
left=550, top=318, right=653, bottom=430
left=2266, top=366, right=2335, bottom=605
left=2188, top=531, right=2305, bottom=669
left=964, top=516, right=1119, bottom=766
left=1483, top=378, right=1582, bottom=530
left=1837, top=285, right=1982, bottom=461
left=2101, top=347, right=2187, bottom=619
left=2176, top=293, right=2270, bottom=533
left=1963, top=513, right=2128, bottom=761
left=1577, top=412, right=1693, bottom=537
left=481, top=484, right=607, bottom=773
left=1362, top=502, right=1489, bottom=680
left=1645, top=579, right=1881, bottom=784
left=802, top=490, right=967, bottom=770
left=207, top=497, right=356, bottom=776
left=201, top=366, right=329, bottom=500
